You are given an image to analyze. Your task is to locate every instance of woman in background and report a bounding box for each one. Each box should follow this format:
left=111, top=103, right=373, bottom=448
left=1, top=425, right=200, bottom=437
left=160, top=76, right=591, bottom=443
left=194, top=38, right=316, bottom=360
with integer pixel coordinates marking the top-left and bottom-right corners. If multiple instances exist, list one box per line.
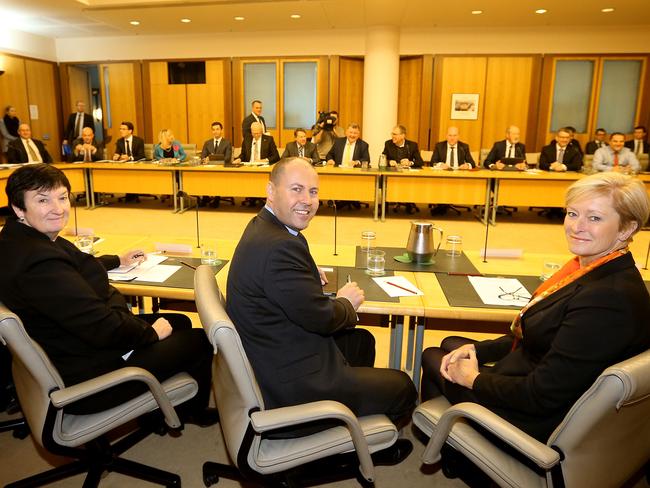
left=153, top=129, right=186, bottom=161
left=0, top=106, right=19, bottom=161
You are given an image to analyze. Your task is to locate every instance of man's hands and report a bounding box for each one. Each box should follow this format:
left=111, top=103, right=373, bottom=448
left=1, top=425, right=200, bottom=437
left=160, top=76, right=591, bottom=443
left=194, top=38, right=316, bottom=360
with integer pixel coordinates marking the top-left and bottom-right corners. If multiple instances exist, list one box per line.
left=152, top=317, right=172, bottom=340
left=337, top=281, right=365, bottom=311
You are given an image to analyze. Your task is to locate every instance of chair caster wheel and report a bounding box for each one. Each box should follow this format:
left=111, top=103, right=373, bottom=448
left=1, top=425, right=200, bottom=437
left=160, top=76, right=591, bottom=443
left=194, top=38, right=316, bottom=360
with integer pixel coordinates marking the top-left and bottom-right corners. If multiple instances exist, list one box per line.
left=203, top=473, right=219, bottom=486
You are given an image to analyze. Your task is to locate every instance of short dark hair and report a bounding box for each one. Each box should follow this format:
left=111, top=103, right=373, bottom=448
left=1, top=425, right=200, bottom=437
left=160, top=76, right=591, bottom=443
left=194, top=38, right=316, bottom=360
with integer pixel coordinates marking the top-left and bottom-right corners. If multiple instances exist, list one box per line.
left=252, top=100, right=262, bottom=106
left=294, top=128, right=306, bottom=137
left=595, top=128, right=606, bottom=134
left=634, top=125, right=647, bottom=133
left=610, top=132, right=625, bottom=139
left=211, top=121, right=223, bottom=130
left=565, top=126, right=577, bottom=134
left=121, top=121, right=134, bottom=131
left=6, top=164, right=71, bottom=212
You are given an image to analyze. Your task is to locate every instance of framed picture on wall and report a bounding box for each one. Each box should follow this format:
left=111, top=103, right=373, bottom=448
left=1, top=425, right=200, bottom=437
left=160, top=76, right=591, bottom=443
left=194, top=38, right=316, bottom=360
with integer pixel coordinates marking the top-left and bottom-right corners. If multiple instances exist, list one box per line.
left=450, top=93, right=479, bottom=120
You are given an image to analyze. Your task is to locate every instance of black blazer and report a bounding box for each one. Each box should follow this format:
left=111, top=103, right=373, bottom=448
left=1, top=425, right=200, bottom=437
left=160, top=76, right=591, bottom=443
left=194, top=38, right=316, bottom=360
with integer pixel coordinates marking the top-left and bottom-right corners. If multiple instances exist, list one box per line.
left=242, top=113, right=267, bottom=137
left=382, top=139, right=424, bottom=168
left=0, top=219, right=158, bottom=387
left=430, top=141, right=475, bottom=168
left=281, top=141, right=320, bottom=164
left=538, top=143, right=583, bottom=171
left=624, top=139, right=650, bottom=154
left=64, top=112, right=94, bottom=143
left=585, top=140, right=608, bottom=155
left=200, top=137, right=232, bottom=163
left=472, top=252, right=650, bottom=441
left=483, top=140, right=527, bottom=168
left=71, top=137, right=104, bottom=162
left=114, top=136, right=145, bottom=161
left=326, top=137, right=371, bottom=166
left=239, top=135, right=280, bottom=164
left=226, top=209, right=357, bottom=409
left=6, top=138, right=53, bottom=164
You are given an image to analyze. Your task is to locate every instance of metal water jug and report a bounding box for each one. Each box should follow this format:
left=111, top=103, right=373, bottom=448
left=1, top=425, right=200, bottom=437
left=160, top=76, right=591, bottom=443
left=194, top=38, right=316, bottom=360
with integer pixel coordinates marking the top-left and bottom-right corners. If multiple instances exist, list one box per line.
left=406, top=221, right=443, bottom=264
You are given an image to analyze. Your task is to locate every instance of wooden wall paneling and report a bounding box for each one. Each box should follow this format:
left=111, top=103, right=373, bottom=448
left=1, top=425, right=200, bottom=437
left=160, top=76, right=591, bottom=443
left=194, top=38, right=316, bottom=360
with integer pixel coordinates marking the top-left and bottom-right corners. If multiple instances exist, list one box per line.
left=222, top=60, right=233, bottom=143
left=187, top=60, right=225, bottom=148
left=429, top=55, right=443, bottom=154
left=317, top=55, right=330, bottom=122
left=398, top=56, right=423, bottom=144
left=437, top=57, right=487, bottom=152
left=0, top=55, right=29, bottom=128
left=142, top=61, right=153, bottom=142
left=419, top=55, right=434, bottom=150
left=24, top=59, right=60, bottom=153
left=328, top=56, right=340, bottom=115
left=231, top=58, right=243, bottom=144
left=338, top=57, right=364, bottom=131
left=99, top=63, right=139, bottom=156
left=67, top=66, right=91, bottom=112
left=149, top=61, right=188, bottom=145
left=631, top=57, right=648, bottom=130
left=481, top=57, right=534, bottom=151
left=525, top=55, right=543, bottom=151
left=132, top=62, right=144, bottom=141
left=639, top=55, right=650, bottom=131
left=535, top=55, right=555, bottom=150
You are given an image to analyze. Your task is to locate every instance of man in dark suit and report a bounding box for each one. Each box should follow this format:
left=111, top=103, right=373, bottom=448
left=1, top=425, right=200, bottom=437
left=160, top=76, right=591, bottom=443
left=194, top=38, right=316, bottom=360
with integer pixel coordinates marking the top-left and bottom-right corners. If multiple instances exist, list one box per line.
left=200, top=121, right=232, bottom=163
left=6, top=124, right=52, bottom=164
left=585, top=128, right=608, bottom=155
left=235, top=122, right=280, bottom=164
left=281, top=128, right=320, bottom=164
left=227, top=158, right=416, bottom=458
left=483, top=125, right=527, bottom=170
left=431, top=126, right=475, bottom=169
left=382, top=125, right=423, bottom=168
left=113, top=121, right=145, bottom=161
left=539, top=127, right=583, bottom=172
left=241, top=99, right=266, bottom=137
left=624, top=125, right=649, bottom=156
left=71, top=127, right=104, bottom=162
left=326, top=123, right=370, bottom=167
left=63, top=101, right=94, bottom=146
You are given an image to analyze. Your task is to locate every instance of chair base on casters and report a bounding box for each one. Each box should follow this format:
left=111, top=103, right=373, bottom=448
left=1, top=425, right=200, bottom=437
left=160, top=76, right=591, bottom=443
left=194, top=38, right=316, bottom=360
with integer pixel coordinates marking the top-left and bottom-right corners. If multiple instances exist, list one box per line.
left=0, top=417, right=30, bottom=439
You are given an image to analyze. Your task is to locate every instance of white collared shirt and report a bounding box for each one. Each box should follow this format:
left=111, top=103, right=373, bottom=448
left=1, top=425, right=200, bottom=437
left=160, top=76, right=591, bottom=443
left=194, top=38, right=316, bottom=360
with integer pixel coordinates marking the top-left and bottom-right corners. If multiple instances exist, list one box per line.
left=250, top=137, right=262, bottom=162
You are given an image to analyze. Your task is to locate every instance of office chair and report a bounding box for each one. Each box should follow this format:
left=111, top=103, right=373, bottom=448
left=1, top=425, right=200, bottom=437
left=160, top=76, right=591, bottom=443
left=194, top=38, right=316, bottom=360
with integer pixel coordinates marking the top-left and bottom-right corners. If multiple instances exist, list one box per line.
left=193, top=265, right=399, bottom=487
left=412, top=349, right=650, bottom=488
left=0, top=302, right=199, bottom=488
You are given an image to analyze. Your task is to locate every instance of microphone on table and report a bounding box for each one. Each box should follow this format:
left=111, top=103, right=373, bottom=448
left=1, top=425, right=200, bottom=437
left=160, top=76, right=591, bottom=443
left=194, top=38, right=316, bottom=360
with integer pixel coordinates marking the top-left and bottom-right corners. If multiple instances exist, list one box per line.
left=327, top=200, right=338, bottom=256
left=177, top=190, right=200, bottom=248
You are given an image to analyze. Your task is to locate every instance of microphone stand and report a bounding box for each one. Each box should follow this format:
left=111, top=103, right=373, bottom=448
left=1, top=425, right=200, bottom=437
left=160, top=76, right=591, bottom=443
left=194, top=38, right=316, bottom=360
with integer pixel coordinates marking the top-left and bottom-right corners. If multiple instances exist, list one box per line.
left=177, top=191, right=200, bottom=248
left=73, top=198, right=79, bottom=236
left=328, top=200, right=338, bottom=256
left=482, top=199, right=490, bottom=263
left=643, top=239, right=650, bottom=270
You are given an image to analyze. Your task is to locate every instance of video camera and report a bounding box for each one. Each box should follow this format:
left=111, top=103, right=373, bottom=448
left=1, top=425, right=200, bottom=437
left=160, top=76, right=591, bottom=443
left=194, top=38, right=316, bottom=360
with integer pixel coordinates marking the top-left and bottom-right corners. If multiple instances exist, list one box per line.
left=316, top=111, right=337, bottom=131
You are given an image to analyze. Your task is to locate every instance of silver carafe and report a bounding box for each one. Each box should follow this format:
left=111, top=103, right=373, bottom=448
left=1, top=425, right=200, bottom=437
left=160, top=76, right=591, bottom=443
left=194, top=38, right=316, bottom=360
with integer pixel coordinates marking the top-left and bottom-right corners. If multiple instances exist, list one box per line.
left=406, top=221, right=443, bottom=264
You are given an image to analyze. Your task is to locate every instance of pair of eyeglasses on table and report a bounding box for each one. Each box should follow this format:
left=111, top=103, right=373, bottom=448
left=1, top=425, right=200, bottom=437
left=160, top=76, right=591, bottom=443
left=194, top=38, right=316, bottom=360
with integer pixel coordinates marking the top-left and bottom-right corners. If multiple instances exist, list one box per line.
left=498, top=286, right=532, bottom=302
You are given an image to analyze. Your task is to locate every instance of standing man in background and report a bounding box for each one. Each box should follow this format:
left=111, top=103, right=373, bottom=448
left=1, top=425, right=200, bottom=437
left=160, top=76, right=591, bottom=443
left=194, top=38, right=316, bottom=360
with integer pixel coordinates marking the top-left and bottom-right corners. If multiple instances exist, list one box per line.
left=63, top=101, right=94, bottom=147
left=242, top=100, right=266, bottom=137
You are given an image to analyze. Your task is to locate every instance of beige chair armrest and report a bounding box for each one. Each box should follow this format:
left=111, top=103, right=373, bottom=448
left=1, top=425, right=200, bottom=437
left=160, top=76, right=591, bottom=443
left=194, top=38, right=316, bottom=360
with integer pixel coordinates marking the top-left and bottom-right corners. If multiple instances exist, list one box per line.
left=49, top=366, right=181, bottom=428
left=423, top=402, right=560, bottom=470
left=250, top=400, right=375, bottom=483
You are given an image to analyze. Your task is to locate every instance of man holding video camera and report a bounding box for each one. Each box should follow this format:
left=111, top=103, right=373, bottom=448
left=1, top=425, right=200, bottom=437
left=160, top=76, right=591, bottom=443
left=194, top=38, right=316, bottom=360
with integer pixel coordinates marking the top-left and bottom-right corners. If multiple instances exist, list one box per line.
left=311, top=110, right=344, bottom=161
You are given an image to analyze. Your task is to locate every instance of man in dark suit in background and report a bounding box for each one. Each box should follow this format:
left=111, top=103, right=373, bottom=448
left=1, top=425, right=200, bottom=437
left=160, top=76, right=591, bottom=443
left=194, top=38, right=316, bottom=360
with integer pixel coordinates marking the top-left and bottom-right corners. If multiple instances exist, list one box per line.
left=624, top=125, right=649, bottom=156
left=200, top=121, right=232, bottom=163
left=227, top=157, right=416, bottom=459
left=281, top=128, right=320, bottom=164
left=71, top=127, right=104, bottom=162
left=585, top=128, right=608, bottom=155
left=113, top=121, right=145, bottom=162
left=63, top=101, right=94, bottom=146
left=483, top=125, right=527, bottom=170
left=241, top=100, right=266, bottom=137
left=6, top=124, right=52, bottom=164
left=382, top=125, right=423, bottom=168
left=539, top=127, right=583, bottom=172
left=235, top=122, right=280, bottom=164
left=431, top=126, right=475, bottom=169
left=326, top=123, right=370, bottom=167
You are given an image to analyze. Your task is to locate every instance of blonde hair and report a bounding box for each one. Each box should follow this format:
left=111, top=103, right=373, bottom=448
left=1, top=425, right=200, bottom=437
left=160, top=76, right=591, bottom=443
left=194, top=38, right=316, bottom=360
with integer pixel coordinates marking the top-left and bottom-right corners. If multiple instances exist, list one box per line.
left=157, top=129, right=174, bottom=145
left=566, top=172, right=649, bottom=235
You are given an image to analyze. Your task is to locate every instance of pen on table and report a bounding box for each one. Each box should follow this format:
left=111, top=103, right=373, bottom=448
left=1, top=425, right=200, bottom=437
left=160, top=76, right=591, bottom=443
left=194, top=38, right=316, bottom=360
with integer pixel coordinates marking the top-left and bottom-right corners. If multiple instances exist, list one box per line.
left=347, top=274, right=352, bottom=284
left=179, top=260, right=196, bottom=270
left=386, top=281, right=419, bottom=295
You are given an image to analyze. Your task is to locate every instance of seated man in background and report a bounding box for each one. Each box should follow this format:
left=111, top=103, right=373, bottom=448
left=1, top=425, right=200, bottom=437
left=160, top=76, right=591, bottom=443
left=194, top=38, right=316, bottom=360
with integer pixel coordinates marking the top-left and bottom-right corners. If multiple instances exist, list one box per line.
left=113, top=121, right=145, bottom=162
left=624, top=125, right=649, bottom=156
left=483, top=125, right=526, bottom=170
left=282, top=128, right=320, bottom=164
left=539, top=127, right=583, bottom=172
left=382, top=125, right=423, bottom=169
left=6, top=123, right=53, bottom=164
left=235, top=121, right=279, bottom=165
left=585, top=128, right=608, bottom=155
left=593, top=132, right=640, bottom=173
left=72, top=127, right=104, bottom=162
left=430, top=126, right=475, bottom=170
left=326, top=123, right=370, bottom=168
left=200, top=121, right=232, bottom=164
left=227, top=157, right=416, bottom=461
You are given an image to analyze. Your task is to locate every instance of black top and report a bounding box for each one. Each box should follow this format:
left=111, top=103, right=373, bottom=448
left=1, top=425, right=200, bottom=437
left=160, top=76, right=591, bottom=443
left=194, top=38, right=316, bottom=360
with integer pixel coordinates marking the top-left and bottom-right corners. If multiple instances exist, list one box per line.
left=162, top=147, right=174, bottom=158
left=3, top=114, right=19, bottom=137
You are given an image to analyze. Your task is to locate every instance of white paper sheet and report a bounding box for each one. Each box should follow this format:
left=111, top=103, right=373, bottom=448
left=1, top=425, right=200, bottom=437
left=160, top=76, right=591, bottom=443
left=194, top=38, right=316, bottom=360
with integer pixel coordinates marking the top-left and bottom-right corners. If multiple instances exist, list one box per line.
left=108, top=253, right=167, bottom=275
left=107, top=253, right=178, bottom=283
left=372, top=275, right=423, bottom=297
left=468, top=276, right=532, bottom=307
left=133, top=265, right=181, bottom=283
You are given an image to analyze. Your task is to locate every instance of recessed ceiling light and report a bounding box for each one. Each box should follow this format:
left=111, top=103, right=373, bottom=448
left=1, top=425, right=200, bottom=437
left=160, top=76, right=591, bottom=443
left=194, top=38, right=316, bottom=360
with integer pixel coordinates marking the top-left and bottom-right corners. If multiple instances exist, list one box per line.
left=471, top=10, right=483, bottom=15
left=180, top=18, right=191, bottom=23
left=129, top=20, right=140, bottom=26
left=535, top=9, right=547, bottom=14
left=601, top=7, right=615, bottom=12
left=290, top=14, right=301, bottom=19
left=234, top=16, right=245, bottom=21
